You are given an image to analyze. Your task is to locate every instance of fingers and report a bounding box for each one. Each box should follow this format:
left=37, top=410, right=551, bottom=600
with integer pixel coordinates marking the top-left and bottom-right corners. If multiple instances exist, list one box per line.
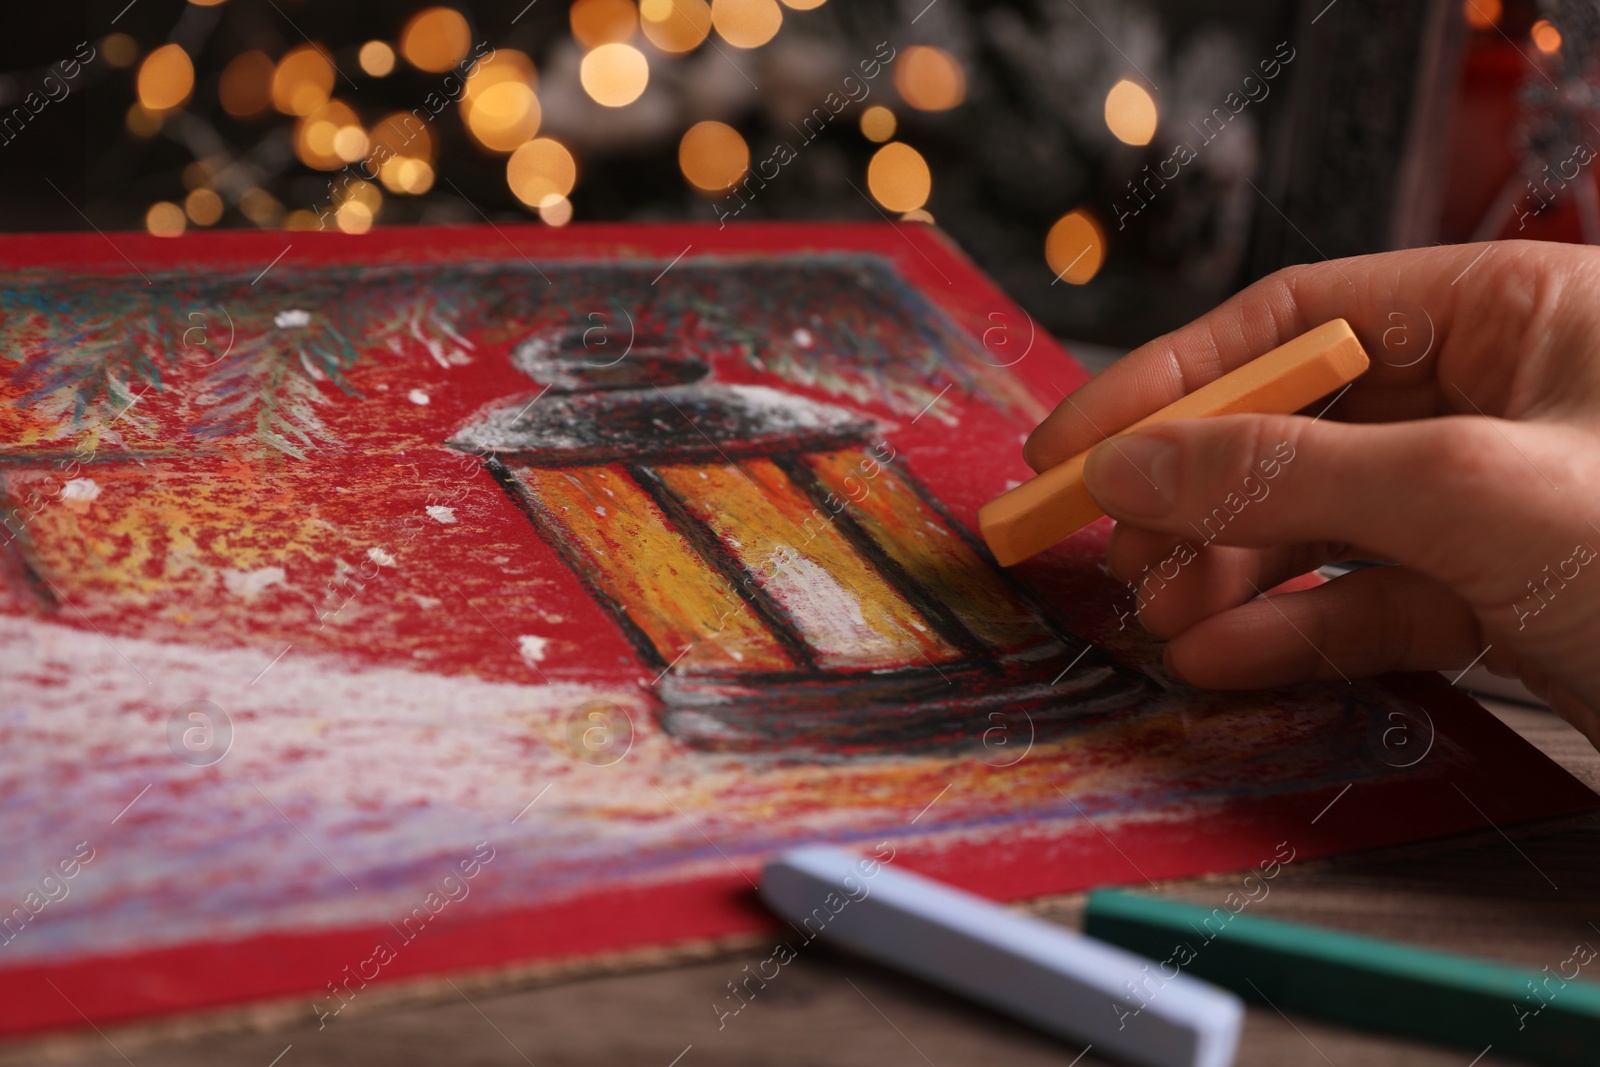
left=1164, top=558, right=1600, bottom=755
left=1105, top=525, right=1342, bottom=638
left=1080, top=412, right=1599, bottom=616
left=1023, top=241, right=1577, bottom=472
left=1163, top=565, right=1484, bottom=688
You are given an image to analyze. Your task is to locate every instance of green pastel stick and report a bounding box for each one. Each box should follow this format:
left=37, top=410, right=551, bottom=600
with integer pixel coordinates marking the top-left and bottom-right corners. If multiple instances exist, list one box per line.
left=1083, top=889, right=1600, bottom=1066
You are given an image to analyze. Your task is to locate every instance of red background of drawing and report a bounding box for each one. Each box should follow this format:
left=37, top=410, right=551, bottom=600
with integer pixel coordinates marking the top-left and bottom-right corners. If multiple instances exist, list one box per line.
left=0, top=223, right=1592, bottom=1039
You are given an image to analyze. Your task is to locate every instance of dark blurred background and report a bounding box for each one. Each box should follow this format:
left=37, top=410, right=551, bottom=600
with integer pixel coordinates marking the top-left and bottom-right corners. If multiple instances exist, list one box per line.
left=1, top=0, right=1594, bottom=348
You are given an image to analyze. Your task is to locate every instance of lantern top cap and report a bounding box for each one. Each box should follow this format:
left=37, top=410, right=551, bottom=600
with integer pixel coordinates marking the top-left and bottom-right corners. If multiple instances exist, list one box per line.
left=447, top=383, right=876, bottom=465
left=513, top=324, right=708, bottom=394
left=450, top=318, right=880, bottom=464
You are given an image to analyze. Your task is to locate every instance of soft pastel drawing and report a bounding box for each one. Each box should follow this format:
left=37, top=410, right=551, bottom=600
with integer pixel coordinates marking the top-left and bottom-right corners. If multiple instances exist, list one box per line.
left=0, top=224, right=1590, bottom=1038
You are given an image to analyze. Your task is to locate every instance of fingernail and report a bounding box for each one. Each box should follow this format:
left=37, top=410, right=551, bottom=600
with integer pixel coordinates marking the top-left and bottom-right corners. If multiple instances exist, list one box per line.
left=1084, top=434, right=1177, bottom=520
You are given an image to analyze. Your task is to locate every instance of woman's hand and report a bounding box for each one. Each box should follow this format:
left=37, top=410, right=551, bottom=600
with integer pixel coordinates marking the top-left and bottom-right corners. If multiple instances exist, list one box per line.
left=1024, top=241, right=1600, bottom=748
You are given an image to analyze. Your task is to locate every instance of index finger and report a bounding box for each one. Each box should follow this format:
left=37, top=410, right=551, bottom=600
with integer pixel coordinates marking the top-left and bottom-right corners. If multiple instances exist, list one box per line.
left=1020, top=243, right=1499, bottom=472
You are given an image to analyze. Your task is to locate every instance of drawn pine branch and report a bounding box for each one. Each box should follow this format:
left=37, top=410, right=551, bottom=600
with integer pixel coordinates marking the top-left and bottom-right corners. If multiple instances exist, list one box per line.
left=189, top=327, right=345, bottom=460
left=4, top=284, right=171, bottom=420
left=2, top=284, right=371, bottom=459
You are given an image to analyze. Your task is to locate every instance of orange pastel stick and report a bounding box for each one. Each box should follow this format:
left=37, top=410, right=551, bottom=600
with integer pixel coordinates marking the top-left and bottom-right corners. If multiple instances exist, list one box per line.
left=979, top=319, right=1371, bottom=567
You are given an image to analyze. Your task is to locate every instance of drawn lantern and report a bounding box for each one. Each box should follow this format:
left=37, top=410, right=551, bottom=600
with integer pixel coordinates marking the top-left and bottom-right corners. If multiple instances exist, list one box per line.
left=449, top=326, right=1156, bottom=753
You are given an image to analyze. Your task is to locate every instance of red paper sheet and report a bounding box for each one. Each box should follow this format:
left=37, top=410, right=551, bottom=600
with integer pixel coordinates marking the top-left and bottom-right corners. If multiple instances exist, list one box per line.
left=0, top=222, right=1591, bottom=1039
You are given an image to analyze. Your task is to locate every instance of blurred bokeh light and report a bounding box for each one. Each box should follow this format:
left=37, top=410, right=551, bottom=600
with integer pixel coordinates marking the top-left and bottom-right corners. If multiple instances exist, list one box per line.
left=640, top=0, right=712, bottom=51
left=1463, top=0, right=1501, bottom=29
left=294, top=101, right=364, bottom=170
left=679, top=121, right=750, bottom=192
left=1531, top=18, right=1561, bottom=53
left=467, top=82, right=542, bottom=150
left=145, top=201, right=186, bottom=237
left=12, top=0, right=1418, bottom=350
left=271, top=45, right=334, bottom=116
left=400, top=7, right=472, bottom=73
left=220, top=50, right=274, bottom=118
left=571, top=0, right=639, bottom=47
left=185, top=188, right=224, bottom=226
left=1104, top=79, right=1158, bottom=147
left=540, top=195, right=575, bottom=226
left=359, top=41, right=397, bottom=77
left=894, top=47, right=966, bottom=112
left=712, top=0, right=783, bottom=49
left=137, top=44, right=194, bottom=112
left=581, top=42, right=650, bottom=107
left=508, top=138, right=579, bottom=208
left=859, top=105, right=896, bottom=142
left=100, top=33, right=139, bottom=69
left=867, top=142, right=931, bottom=212
left=1045, top=210, right=1106, bottom=285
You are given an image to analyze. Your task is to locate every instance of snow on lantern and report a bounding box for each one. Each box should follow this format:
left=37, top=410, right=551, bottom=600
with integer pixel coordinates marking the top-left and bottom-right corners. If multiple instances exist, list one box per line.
left=448, top=325, right=1155, bottom=753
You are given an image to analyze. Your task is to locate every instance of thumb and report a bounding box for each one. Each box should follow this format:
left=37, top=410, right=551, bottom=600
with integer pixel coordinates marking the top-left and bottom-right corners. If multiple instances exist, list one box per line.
left=1079, top=413, right=1597, bottom=617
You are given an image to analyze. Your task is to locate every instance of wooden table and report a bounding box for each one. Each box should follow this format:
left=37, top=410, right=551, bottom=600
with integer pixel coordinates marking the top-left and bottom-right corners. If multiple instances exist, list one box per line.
left=9, top=698, right=1596, bottom=1067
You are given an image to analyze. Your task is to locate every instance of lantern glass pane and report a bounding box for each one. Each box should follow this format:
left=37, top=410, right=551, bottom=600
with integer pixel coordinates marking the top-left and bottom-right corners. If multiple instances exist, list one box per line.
left=803, top=450, right=1063, bottom=663
left=653, top=459, right=959, bottom=671
left=513, top=464, right=794, bottom=673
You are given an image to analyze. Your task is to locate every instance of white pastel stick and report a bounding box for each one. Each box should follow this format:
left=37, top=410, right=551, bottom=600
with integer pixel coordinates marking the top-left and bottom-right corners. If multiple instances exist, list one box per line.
left=761, top=847, right=1242, bottom=1067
